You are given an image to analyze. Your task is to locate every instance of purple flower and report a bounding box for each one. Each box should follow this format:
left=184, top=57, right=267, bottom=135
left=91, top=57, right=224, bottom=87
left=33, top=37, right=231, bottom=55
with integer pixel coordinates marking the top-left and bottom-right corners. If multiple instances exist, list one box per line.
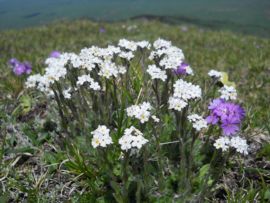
left=9, top=58, right=20, bottom=67
left=13, top=63, right=26, bottom=76
left=99, top=27, right=106, bottom=33
left=206, top=114, right=219, bottom=125
left=213, top=103, right=245, bottom=123
left=208, top=98, right=224, bottom=110
left=174, top=62, right=189, bottom=75
left=8, top=58, right=32, bottom=76
left=49, top=50, right=61, bottom=58
left=206, top=98, right=245, bottom=136
left=23, top=61, right=32, bottom=74
left=221, top=117, right=240, bottom=136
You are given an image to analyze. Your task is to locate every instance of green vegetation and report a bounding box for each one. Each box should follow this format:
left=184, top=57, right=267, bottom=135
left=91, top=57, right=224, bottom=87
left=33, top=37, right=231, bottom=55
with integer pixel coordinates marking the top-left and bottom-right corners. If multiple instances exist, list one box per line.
left=0, top=19, right=269, bottom=202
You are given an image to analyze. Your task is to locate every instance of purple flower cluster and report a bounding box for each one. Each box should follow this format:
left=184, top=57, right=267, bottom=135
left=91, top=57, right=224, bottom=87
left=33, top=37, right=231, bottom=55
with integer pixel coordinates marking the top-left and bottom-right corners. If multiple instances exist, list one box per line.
left=174, top=62, right=189, bottom=75
left=49, top=50, right=61, bottom=58
left=206, top=99, right=245, bottom=136
left=9, top=58, right=32, bottom=76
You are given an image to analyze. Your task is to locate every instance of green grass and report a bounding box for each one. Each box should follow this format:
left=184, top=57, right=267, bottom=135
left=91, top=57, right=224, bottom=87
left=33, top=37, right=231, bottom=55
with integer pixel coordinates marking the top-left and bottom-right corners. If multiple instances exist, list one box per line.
left=0, top=19, right=269, bottom=202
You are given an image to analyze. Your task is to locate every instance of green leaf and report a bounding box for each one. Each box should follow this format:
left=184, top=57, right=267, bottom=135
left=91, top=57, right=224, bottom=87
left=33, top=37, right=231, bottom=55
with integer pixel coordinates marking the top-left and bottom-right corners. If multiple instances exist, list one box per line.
left=264, top=189, right=270, bottom=200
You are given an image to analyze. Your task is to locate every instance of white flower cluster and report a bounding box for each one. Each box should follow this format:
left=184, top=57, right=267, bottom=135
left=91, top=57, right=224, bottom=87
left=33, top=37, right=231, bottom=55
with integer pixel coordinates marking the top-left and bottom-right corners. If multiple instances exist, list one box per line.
left=150, top=39, right=185, bottom=70
left=25, top=38, right=186, bottom=101
left=26, top=53, right=73, bottom=92
left=208, top=69, right=222, bottom=78
left=214, top=137, right=230, bottom=152
left=119, top=126, right=148, bottom=151
left=219, top=85, right=237, bottom=100
left=230, top=136, right=248, bottom=155
left=118, top=39, right=138, bottom=51
left=119, top=51, right=134, bottom=61
left=89, top=45, right=120, bottom=62
left=146, top=64, right=167, bottom=81
left=25, top=74, right=42, bottom=88
left=214, top=136, right=248, bottom=155
left=91, top=125, right=113, bottom=148
left=187, top=114, right=208, bottom=131
left=25, top=40, right=131, bottom=94
left=98, top=62, right=119, bottom=79
left=137, top=40, right=151, bottom=49
left=173, top=79, right=202, bottom=100
left=168, top=97, right=187, bottom=111
left=88, top=45, right=127, bottom=78
left=77, top=75, right=101, bottom=91
left=153, top=38, right=172, bottom=49
left=159, top=46, right=185, bottom=70
left=169, top=79, right=202, bottom=111
left=126, top=102, right=152, bottom=123
left=118, top=39, right=151, bottom=51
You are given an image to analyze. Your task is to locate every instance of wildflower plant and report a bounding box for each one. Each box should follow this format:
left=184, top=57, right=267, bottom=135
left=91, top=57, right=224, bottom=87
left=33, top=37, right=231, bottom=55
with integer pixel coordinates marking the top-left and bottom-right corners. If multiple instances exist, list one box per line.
left=25, top=38, right=249, bottom=201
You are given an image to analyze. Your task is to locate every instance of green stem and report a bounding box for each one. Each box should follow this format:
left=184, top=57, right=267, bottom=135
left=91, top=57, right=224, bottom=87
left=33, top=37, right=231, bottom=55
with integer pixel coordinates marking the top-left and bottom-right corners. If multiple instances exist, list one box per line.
left=0, top=123, right=7, bottom=164
left=153, top=124, right=164, bottom=190
left=122, top=152, right=129, bottom=202
left=52, top=88, right=68, bottom=131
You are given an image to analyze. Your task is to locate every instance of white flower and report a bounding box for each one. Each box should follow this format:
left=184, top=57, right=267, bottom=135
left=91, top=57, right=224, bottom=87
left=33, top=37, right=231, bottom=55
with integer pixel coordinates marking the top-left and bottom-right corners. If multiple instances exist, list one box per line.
left=126, top=102, right=152, bottom=123
left=214, top=137, right=230, bottom=152
left=159, top=46, right=185, bottom=70
left=69, top=53, right=83, bottom=68
left=63, top=88, right=71, bottom=99
left=173, top=79, right=202, bottom=101
left=214, top=136, right=248, bottom=155
left=131, top=135, right=147, bottom=149
left=168, top=79, right=201, bottom=111
left=87, top=46, right=119, bottom=61
left=136, top=40, right=151, bottom=49
left=107, top=45, right=121, bottom=54
left=79, top=48, right=101, bottom=71
left=77, top=75, right=92, bottom=86
left=118, top=39, right=138, bottom=51
left=153, top=38, right=172, bottom=49
left=90, top=81, right=101, bottom=91
left=230, top=136, right=248, bottom=155
left=119, top=51, right=134, bottom=60
left=46, top=90, right=55, bottom=98
left=117, top=66, right=127, bottom=74
left=91, top=125, right=113, bottom=148
left=39, top=54, right=70, bottom=91
left=187, top=114, right=207, bottom=131
left=208, top=69, right=222, bottom=78
left=168, top=97, right=187, bottom=111
left=98, top=62, right=119, bottom=79
left=185, top=65, right=194, bottom=75
left=219, top=85, right=237, bottom=100
left=119, top=126, right=148, bottom=151
left=25, top=74, right=42, bottom=88
left=151, top=115, right=160, bottom=123
left=77, top=75, right=100, bottom=91
left=147, top=65, right=167, bottom=81
left=44, top=63, right=67, bottom=82
left=119, top=136, right=132, bottom=151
